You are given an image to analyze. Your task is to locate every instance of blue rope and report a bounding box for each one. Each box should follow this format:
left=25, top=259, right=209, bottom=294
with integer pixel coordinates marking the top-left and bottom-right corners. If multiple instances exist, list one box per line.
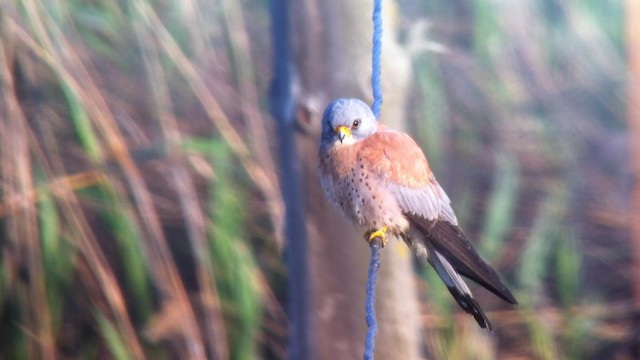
left=371, top=0, right=383, bottom=119
left=365, top=1, right=383, bottom=359
left=364, top=238, right=382, bottom=360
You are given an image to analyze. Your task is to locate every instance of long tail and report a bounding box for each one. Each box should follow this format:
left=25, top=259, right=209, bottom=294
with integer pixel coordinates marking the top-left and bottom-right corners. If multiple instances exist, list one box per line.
left=428, top=243, right=494, bottom=331
left=405, top=217, right=517, bottom=330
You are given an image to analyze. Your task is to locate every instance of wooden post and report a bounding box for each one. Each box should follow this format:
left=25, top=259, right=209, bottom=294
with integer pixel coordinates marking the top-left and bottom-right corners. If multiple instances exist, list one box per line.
left=290, top=1, right=421, bottom=359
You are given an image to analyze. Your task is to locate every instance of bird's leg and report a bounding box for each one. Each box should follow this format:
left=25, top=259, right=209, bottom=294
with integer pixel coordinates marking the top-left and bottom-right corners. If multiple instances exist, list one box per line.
left=366, top=226, right=388, bottom=247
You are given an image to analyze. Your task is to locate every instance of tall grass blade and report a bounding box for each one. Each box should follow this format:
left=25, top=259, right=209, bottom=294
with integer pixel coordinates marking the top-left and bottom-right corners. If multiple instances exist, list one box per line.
left=518, top=185, right=566, bottom=291
left=96, top=311, right=134, bottom=360
left=416, top=55, right=447, bottom=171
left=480, top=154, right=520, bottom=260
left=208, top=139, right=261, bottom=360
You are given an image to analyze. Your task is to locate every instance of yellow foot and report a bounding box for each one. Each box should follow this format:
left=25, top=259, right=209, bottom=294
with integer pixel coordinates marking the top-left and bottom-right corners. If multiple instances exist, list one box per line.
left=366, top=226, right=388, bottom=247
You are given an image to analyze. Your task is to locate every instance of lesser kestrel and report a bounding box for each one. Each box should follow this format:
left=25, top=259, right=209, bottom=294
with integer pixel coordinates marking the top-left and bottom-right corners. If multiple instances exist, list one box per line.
left=319, top=98, right=517, bottom=331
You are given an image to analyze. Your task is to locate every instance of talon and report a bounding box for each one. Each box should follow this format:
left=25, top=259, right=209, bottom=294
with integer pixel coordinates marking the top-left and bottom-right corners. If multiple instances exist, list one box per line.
left=366, top=226, right=388, bottom=247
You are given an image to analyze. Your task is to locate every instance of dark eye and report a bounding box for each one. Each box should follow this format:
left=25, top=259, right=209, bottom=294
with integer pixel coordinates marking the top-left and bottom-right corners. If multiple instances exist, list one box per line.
left=352, top=119, right=361, bottom=128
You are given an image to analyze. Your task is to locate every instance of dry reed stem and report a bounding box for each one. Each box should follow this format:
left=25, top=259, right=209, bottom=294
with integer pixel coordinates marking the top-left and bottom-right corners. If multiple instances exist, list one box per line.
left=18, top=98, right=147, bottom=360
left=12, top=2, right=207, bottom=357
left=220, top=0, right=284, bottom=247
left=0, top=37, right=56, bottom=360
left=137, top=3, right=283, bottom=249
left=133, top=16, right=229, bottom=358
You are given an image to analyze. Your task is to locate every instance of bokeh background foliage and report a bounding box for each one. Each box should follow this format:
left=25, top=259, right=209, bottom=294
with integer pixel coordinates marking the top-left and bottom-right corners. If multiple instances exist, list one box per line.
left=0, top=0, right=636, bottom=359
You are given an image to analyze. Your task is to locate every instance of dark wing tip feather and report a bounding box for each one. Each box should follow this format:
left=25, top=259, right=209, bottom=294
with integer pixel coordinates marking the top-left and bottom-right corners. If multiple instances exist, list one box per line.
left=409, top=216, right=518, bottom=305
left=445, top=285, right=494, bottom=332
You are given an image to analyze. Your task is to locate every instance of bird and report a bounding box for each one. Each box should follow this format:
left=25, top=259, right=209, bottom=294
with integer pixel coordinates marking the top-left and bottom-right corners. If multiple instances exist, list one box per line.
left=318, top=98, right=517, bottom=331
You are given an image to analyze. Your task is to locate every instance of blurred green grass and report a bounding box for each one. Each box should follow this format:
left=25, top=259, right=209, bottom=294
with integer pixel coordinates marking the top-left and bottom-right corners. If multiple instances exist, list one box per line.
left=413, top=0, right=628, bottom=358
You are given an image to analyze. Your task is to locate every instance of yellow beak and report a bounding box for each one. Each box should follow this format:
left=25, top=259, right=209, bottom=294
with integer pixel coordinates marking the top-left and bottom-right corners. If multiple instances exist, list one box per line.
left=336, top=125, right=351, bottom=143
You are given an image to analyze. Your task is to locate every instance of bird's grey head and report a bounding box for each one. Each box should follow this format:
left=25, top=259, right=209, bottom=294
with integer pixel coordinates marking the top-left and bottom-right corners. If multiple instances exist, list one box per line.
left=321, top=98, right=377, bottom=146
